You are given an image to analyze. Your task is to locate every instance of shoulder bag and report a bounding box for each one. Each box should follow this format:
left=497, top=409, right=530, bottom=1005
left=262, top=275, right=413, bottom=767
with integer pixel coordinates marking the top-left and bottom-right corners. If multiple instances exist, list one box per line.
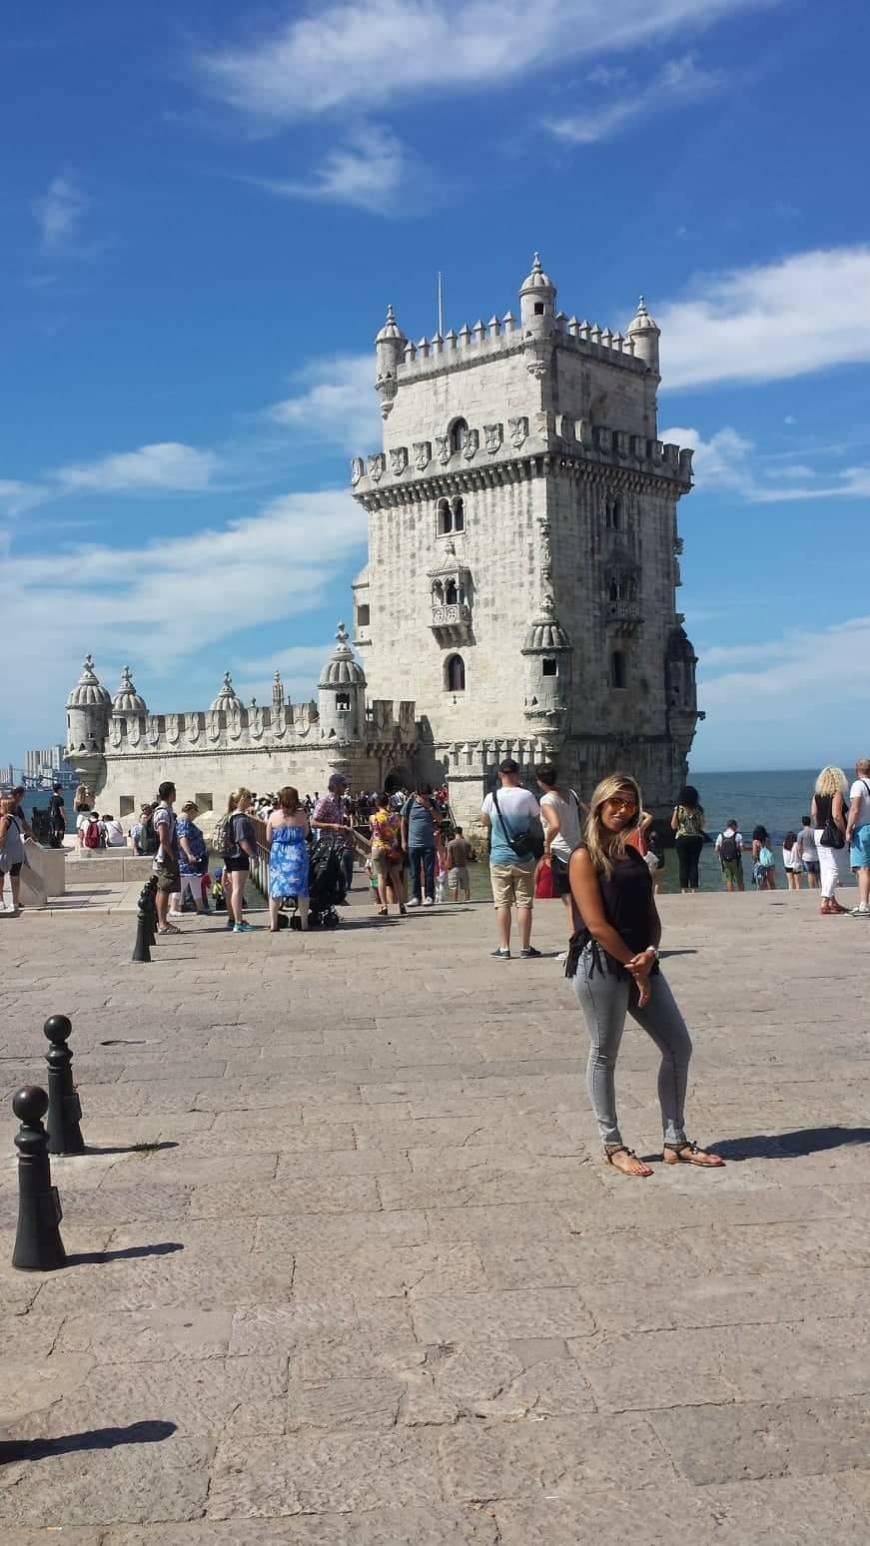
left=491, top=789, right=545, bottom=862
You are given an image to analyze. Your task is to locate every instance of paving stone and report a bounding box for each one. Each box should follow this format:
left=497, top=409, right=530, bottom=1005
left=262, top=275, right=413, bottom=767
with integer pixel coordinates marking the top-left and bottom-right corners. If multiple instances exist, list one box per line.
left=292, top=1242, right=487, bottom=1302
left=0, top=1435, right=209, bottom=1528
left=57, top=1305, right=234, bottom=1362
left=288, top=1374, right=404, bottom=1430
left=104, top=1508, right=499, bottom=1543
left=412, top=1287, right=594, bottom=1343
left=189, top=1175, right=380, bottom=1217
left=252, top=1207, right=428, bottom=1251
left=439, top=1413, right=673, bottom=1501
left=698, top=1475, right=870, bottom=1544
left=493, top=1488, right=715, bottom=1546
left=207, top=1431, right=443, bottom=1517
left=580, top=1266, right=870, bottom=1333
left=652, top=1394, right=870, bottom=1484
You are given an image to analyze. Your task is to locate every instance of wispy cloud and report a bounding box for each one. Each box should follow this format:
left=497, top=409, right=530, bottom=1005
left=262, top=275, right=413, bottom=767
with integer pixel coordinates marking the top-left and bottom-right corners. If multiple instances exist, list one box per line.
left=190, top=0, right=775, bottom=123
left=251, top=124, right=410, bottom=213
left=661, top=246, right=870, bottom=389
left=546, top=54, right=721, bottom=144
left=31, top=173, right=91, bottom=256
left=1, top=489, right=367, bottom=752
left=663, top=424, right=870, bottom=503
left=0, top=480, right=48, bottom=518
left=55, top=442, right=220, bottom=495
left=270, top=354, right=380, bottom=454
left=233, top=643, right=336, bottom=703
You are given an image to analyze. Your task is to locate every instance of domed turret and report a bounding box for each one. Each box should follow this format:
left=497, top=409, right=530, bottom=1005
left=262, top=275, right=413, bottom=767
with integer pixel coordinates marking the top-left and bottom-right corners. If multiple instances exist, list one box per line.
left=522, top=594, right=571, bottom=654
left=519, top=252, right=557, bottom=332
left=65, top=655, right=110, bottom=786
left=375, top=303, right=407, bottom=420
left=111, top=665, right=147, bottom=717
left=627, top=295, right=661, bottom=374
left=318, top=622, right=367, bottom=741
left=522, top=597, right=573, bottom=736
left=210, top=672, right=240, bottom=713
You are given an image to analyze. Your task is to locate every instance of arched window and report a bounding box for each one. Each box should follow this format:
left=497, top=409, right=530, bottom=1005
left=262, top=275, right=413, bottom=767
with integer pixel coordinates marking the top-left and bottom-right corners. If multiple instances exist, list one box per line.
left=445, top=654, right=466, bottom=692
left=452, top=496, right=465, bottom=532
left=432, top=579, right=444, bottom=603
left=610, top=650, right=627, bottom=690
left=449, top=418, right=468, bottom=453
left=336, top=693, right=351, bottom=713
left=437, top=498, right=452, bottom=535
left=445, top=579, right=458, bottom=606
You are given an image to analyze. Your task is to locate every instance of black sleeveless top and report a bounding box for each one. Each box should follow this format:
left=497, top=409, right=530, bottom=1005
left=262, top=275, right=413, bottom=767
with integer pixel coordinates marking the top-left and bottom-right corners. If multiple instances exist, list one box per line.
left=566, top=843, right=654, bottom=977
left=814, top=793, right=835, bottom=827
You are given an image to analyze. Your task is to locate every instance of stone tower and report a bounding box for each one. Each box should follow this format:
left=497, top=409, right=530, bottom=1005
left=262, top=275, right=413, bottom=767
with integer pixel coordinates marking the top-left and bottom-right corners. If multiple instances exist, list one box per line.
left=350, top=256, right=700, bottom=824
left=65, top=655, right=111, bottom=792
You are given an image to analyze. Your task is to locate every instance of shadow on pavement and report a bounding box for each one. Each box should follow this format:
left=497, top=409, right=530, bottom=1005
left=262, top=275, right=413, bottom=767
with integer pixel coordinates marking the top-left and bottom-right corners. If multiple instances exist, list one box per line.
left=82, top=1142, right=178, bottom=1156
left=65, top=1241, right=184, bottom=1266
left=711, top=1125, right=870, bottom=1160
left=0, top=1419, right=176, bottom=1464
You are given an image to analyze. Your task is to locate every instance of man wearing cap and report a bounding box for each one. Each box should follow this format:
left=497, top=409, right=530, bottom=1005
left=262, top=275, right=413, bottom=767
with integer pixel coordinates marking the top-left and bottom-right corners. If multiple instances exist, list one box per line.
left=312, top=774, right=355, bottom=894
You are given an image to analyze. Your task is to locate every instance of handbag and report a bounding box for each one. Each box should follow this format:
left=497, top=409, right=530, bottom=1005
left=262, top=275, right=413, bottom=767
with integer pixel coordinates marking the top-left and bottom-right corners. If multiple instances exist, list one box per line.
left=819, top=819, right=844, bottom=850
left=491, top=788, right=545, bottom=861
left=535, top=861, right=556, bottom=899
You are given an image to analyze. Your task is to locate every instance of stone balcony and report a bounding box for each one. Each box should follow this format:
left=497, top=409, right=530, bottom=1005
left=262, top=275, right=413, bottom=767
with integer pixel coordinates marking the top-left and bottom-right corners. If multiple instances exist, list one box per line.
left=605, top=598, right=643, bottom=637
left=431, top=602, right=473, bottom=644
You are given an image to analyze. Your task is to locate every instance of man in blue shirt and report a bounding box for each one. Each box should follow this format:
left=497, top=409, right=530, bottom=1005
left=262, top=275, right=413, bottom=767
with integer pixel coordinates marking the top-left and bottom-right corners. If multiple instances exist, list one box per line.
left=402, top=785, right=438, bottom=907
left=481, top=759, right=542, bottom=960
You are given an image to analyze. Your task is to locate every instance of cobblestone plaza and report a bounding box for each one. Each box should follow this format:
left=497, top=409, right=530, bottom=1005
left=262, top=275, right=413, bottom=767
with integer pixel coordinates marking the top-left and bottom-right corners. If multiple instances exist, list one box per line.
left=2, top=890, right=870, bottom=1542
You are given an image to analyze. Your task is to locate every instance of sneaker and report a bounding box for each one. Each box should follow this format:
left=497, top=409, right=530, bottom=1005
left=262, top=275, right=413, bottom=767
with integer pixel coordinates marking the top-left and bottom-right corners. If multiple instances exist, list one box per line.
left=521, top=946, right=542, bottom=958
left=406, top=897, right=419, bottom=908
left=555, top=950, right=567, bottom=962
left=225, top=918, right=235, bottom=931
left=423, top=897, right=435, bottom=908
left=235, top=920, right=254, bottom=932
left=490, top=946, right=511, bottom=960
left=849, top=905, right=870, bottom=916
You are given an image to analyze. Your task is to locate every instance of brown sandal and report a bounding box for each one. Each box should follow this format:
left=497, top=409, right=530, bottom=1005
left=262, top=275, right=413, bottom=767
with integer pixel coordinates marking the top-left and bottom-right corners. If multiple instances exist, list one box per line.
left=604, top=1145, right=653, bottom=1178
left=662, top=1141, right=725, bottom=1168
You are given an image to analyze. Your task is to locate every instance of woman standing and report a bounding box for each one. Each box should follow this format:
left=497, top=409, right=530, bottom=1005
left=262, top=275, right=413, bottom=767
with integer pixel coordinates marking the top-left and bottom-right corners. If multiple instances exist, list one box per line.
left=266, top=787, right=310, bottom=932
left=0, top=794, right=27, bottom=913
left=670, top=785, right=705, bottom=893
left=812, top=766, right=849, bottom=916
left=369, top=791, right=406, bottom=917
left=751, top=826, right=777, bottom=890
left=567, top=773, right=723, bottom=1178
left=536, top=765, right=583, bottom=940
left=223, top=788, right=257, bottom=933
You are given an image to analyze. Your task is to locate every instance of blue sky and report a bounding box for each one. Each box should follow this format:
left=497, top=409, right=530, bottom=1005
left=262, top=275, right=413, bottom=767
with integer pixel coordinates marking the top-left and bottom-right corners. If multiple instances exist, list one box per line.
left=3, top=0, right=869, bottom=772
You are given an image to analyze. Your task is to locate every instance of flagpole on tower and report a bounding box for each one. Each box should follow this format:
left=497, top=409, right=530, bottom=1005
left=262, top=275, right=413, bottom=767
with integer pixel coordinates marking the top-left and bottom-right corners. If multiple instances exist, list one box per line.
left=437, top=271, right=444, bottom=337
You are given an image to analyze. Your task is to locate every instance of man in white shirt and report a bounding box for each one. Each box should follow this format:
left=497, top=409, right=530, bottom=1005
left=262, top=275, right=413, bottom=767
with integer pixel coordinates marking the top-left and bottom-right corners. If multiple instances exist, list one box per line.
left=480, top=759, right=543, bottom=960
left=714, top=820, right=744, bottom=892
left=846, top=757, right=870, bottom=916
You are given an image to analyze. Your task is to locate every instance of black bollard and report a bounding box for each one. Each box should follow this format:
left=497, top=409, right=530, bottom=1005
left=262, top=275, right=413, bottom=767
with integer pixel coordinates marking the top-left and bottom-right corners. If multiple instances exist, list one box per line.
left=44, top=1015, right=85, bottom=1156
left=132, top=885, right=152, bottom=962
left=147, top=877, right=158, bottom=945
left=12, top=1086, right=66, bottom=1272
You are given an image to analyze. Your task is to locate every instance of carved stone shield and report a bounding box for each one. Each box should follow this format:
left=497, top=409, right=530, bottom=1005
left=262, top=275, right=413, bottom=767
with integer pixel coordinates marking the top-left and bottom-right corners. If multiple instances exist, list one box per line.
left=462, top=429, right=480, bottom=461
left=389, top=446, right=408, bottom=477
left=368, top=453, right=386, bottom=483
left=509, top=416, right=529, bottom=448
left=414, top=440, right=431, bottom=471
left=484, top=423, right=503, bottom=454
left=436, top=435, right=450, bottom=465
left=351, top=456, right=365, bottom=485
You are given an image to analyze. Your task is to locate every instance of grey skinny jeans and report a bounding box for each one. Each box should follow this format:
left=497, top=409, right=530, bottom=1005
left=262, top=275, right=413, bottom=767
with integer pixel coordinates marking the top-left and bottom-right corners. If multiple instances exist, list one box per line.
left=571, top=946, right=692, bottom=1149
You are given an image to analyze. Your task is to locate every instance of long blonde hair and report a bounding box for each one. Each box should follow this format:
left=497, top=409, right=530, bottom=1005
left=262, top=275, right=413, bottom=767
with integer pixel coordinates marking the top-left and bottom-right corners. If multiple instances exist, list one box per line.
left=815, top=766, right=847, bottom=798
left=227, top=786, right=251, bottom=814
left=584, top=772, right=642, bottom=879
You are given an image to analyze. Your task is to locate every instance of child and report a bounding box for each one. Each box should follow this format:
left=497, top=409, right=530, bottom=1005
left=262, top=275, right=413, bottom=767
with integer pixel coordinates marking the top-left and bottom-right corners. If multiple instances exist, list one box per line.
left=752, top=827, right=776, bottom=890
left=782, top=831, right=803, bottom=890
left=210, top=869, right=227, bottom=912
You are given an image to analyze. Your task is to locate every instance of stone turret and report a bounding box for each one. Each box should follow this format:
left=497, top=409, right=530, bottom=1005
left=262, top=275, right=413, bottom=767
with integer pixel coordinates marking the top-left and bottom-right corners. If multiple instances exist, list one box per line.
left=521, top=597, right=573, bottom=741
left=318, top=622, right=367, bottom=741
left=519, top=253, right=557, bottom=335
left=272, top=671, right=284, bottom=711
left=627, top=295, right=661, bottom=375
left=210, top=673, right=240, bottom=714
left=111, top=666, right=147, bottom=718
left=65, top=655, right=111, bottom=788
left=375, top=304, right=407, bottom=420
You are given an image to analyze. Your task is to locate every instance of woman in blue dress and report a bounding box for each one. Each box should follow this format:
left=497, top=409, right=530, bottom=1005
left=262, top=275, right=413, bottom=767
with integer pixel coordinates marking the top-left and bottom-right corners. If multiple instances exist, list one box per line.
left=266, top=786, right=310, bottom=932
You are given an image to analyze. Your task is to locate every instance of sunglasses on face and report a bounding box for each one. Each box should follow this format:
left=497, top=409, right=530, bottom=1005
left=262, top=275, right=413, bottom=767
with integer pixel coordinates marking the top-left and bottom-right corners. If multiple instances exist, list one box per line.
left=605, top=796, right=638, bottom=813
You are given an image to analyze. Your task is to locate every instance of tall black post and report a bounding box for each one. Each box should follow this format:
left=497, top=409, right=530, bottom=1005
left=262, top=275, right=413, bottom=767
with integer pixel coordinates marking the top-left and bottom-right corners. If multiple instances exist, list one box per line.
left=132, top=885, right=152, bottom=963
left=44, top=1015, right=85, bottom=1155
left=147, top=876, right=158, bottom=945
left=12, top=1086, right=66, bottom=1272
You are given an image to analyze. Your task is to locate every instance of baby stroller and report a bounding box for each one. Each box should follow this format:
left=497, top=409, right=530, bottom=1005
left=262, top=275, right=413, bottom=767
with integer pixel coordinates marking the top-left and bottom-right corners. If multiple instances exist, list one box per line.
left=294, top=834, right=344, bottom=929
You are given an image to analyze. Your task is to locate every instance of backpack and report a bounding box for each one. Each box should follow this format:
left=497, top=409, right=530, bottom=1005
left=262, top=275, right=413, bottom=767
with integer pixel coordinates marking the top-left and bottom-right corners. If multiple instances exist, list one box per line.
left=212, top=813, right=231, bottom=856
left=82, top=816, right=101, bottom=850
left=720, top=832, right=739, bottom=863
left=138, top=811, right=159, bottom=855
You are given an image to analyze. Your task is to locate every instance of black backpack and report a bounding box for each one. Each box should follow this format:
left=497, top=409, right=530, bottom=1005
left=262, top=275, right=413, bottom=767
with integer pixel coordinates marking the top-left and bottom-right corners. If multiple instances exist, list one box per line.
left=139, top=811, right=159, bottom=855
left=720, top=832, right=739, bottom=863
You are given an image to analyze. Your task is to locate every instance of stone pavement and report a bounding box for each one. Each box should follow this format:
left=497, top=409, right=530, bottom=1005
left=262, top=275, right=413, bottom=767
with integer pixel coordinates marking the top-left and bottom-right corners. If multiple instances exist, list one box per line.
left=1, top=887, right=870, bottom=1544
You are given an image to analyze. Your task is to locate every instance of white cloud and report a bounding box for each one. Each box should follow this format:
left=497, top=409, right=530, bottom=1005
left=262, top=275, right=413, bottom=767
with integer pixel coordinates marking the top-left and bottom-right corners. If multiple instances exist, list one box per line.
left=54, top=443, right=221, bottom=495
left=661, top=246, right=870, bottom=389
left=546, top=54, right=721, bottom=144
left=0, top=480, right=49, bottom=517
left=191, top=0, right=775, bottom=123
left=252, top=124, right=409, bottom=213
left=702, top=616, right=870, bottom=712
left=270, top=354, right=380, bottom=454
left=0, top=489, right=367, bottom=755
left=663, top=425, right=870, bottom=504
left=32, top=174, right=90, bottom=255
left=233, top=644, right=336, bottom=703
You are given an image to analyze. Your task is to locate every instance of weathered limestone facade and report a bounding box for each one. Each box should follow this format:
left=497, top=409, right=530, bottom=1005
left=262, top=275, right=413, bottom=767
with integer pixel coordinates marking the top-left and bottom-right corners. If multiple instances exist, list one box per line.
left=351, top=256, right=701, bottom=824
left=64, top=635, right=417, bottom=819
left=64, top=256, right=701, bottom=829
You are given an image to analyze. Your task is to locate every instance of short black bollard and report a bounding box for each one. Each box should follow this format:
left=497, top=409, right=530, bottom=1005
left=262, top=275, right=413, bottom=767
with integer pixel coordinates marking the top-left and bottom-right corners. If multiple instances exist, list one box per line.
left=44, top=1015, right=85, bottom=1156
left=12, top=1086, right=66, bottom=1272
left=132, top=886, right=152, bottom=962
left=147, top=876, right=158, bottom=945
